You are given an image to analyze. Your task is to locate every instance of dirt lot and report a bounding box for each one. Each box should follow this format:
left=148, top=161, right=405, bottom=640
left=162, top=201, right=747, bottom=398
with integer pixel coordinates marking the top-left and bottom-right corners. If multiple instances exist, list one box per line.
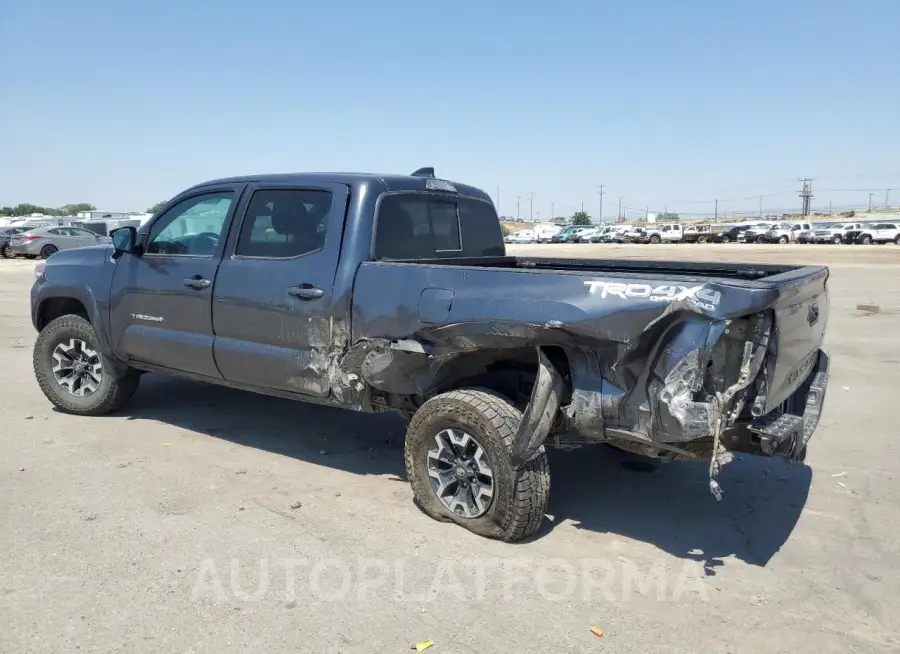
left=1, top=245, right=899, bottom=653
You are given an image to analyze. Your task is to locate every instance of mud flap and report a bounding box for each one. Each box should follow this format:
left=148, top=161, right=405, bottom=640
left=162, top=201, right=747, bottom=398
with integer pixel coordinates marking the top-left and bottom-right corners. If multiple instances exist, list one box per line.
left=510, top=348, right=565, bottom=469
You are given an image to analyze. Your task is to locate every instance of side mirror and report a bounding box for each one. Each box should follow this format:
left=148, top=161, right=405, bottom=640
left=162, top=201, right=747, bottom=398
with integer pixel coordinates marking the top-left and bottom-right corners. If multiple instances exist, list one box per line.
left=110, top=226, right=137, bottom=259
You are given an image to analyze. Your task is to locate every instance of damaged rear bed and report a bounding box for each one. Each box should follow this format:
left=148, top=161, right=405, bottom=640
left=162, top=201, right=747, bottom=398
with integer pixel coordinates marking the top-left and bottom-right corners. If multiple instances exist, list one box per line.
left=351, top=254, right=830, bottom=497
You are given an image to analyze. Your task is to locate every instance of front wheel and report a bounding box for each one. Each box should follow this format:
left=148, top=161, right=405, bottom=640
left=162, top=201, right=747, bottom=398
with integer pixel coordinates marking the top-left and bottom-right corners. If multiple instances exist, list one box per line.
left=40, top=244, right=58, bottom=259
left=779, top=236, right=789, bottom=244
left=405, top=388, right=550, bottom=542
left=33, top=315, right=140, bottom=416
left=649, top=235, right=661, bottom=244
left=859, top=234, right=872, bottom=245
left=832, top=235, right=842, bottom=244
left=697, top=235, right=708, bottom=243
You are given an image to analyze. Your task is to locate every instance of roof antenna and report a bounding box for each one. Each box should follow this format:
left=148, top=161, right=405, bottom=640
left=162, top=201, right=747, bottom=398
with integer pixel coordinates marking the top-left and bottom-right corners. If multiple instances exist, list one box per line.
left=411, top=167, right=435, bottom=178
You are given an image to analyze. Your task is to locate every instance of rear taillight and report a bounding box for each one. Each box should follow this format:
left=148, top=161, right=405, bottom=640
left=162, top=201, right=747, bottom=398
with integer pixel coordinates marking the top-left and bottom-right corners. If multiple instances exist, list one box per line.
left=22, top=235, right=38, bottom=242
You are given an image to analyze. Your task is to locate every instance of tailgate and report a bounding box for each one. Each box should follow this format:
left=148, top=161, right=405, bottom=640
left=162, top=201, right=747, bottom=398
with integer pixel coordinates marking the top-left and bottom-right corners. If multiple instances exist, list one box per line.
left=761, top=267, right=829, bottom=413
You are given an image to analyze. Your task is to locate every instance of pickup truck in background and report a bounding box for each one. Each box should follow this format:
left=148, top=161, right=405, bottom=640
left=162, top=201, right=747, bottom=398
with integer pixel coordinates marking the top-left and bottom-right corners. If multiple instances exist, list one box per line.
left=760, top=221, right=812, bottom=244
left=681, top=224, right=712, bottom=243
left=30, top=169, right=831, bottom=541
left=814, top=222, right=876, bottom=244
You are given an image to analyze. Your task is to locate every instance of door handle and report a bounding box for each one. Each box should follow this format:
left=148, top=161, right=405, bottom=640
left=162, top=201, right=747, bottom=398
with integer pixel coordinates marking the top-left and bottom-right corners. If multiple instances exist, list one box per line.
left=288, top=284, right=324, bottom=300
left=183, top=276, right=211, bottom=289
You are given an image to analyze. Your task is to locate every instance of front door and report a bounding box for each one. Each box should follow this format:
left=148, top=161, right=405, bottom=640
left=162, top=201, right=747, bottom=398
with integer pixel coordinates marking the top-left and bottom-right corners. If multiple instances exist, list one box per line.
left=211, top=183, right=349, bottom=396
left=109, top=186, right=243, bottom=377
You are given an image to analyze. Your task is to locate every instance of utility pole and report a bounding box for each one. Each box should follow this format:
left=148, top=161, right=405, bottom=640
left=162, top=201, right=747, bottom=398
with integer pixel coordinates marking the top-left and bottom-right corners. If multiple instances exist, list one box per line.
left=886, top=188, right=893, bottom=208
left=597, top=184, right=605, bottom=224
left=515, top=195, right=523, bottom=221
left=828, top=200, right=832, bottom=214
left=758, top=195, right=763, bottom=218
left=551, top=201, right=555, bottom=221
left=527, top=192, right=535, bottom=221
left=617, top=196, right=623, bottom=221
left=714, top=198, right=718, bottom=221
left=868, top=193, right=874, bottom=212
left=797, top=178, right=814, bottom=216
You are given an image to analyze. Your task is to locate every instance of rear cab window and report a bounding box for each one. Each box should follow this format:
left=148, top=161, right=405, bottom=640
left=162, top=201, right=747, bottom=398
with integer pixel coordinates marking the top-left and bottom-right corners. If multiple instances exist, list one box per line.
left=374, top=193, right=504, bottom=260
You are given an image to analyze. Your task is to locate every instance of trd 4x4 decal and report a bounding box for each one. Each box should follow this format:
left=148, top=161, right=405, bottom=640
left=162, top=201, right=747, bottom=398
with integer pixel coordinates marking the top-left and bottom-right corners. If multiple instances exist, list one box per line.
left=583, top=281, right=721, bottom=310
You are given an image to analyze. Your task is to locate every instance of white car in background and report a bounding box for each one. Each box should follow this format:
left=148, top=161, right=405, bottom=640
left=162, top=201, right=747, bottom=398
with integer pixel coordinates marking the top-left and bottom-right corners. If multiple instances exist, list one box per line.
left=506, top=229, right=536, bottom=244
left=856, top=222, right=900, bottom=245
left=811, top=222, right=862, bottom=244
left=761, top=221, right=812, bottom=243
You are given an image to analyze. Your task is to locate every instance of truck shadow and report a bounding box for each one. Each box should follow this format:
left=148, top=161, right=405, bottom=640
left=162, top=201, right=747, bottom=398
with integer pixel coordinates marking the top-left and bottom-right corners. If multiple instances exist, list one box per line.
left=119, top=375, right=811, bottom=573
left=546, top=446, right=812, bottom=575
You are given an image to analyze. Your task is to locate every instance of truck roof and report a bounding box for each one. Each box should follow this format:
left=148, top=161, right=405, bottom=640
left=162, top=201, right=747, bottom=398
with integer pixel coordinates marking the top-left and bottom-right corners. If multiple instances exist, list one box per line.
left=187, top=172, right=493, bottom=204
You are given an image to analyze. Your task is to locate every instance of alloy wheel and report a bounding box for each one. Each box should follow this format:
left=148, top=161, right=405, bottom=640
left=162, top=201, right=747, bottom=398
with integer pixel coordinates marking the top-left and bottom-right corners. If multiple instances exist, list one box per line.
left=51, top=338, right=103, bottom=396
left=426, top=428, right=495, bottom=519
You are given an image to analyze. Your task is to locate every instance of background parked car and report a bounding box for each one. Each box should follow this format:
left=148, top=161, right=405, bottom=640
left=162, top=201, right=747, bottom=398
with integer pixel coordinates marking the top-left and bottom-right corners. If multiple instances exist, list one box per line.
left=856, top=223, right=900, bottom=245
left=0, top=226, right=32, bottom=258
left=742, top=223, right=776, bottom=243
left=760, top=221, right=812, bottom=243
left=681, top=224, right=712, bottom=243
left=811, top=222, right=862, bottom=244
left=6, top=225, right=112, bottom=259
left=711, top=224, right=748, bottom=243
left=550, top=226, right=592, bottom=243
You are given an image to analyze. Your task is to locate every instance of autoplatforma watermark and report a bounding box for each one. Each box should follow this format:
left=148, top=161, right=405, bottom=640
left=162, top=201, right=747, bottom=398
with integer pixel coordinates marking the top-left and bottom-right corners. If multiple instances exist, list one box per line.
left=190, top=556, right=709, bottom=604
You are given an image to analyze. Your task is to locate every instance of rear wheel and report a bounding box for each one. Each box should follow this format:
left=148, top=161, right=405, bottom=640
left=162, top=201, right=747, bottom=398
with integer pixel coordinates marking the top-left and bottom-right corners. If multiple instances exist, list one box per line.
left=0, top=244, right=13, bottom=259
left=40, top=244, right=58, bottom=259
left=33, top=315, right=140, bottom=416
left=405, top=388, right=549, bottom=542
left=832, top=235, right=842, bottom=244
left=894, top=235, right=900, bottom=245
left=697, top=235, right=708, bottom=243
left=720, top=235, right=730, bottom=243
left=778, top=236, right=789, bottom=244
left=859, top=234, right=872, bottom=245
left=649, top=235, right=661, bottom=244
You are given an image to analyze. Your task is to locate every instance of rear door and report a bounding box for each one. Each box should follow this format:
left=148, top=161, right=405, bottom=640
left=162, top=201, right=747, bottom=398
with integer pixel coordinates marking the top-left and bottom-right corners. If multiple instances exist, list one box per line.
left=68, top=226, right=107, bottom=247
left=109, top=185, right=243, bottom=377
left=211, top=182, right=349, bottom=396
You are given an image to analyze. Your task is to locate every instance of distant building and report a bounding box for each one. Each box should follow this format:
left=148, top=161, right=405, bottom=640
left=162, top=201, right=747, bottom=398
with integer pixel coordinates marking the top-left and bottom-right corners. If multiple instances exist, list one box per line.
left=76, top=210, right=131, bottom=220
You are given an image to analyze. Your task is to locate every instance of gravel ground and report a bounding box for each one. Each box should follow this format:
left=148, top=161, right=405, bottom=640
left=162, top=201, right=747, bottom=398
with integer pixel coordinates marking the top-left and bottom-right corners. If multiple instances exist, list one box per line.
left=1, top=244, right=898, bottom=653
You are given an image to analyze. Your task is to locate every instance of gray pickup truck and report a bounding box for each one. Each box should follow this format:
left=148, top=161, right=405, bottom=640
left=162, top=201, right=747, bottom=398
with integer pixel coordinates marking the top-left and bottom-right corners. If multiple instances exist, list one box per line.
left=30, top=168, right=830, bottom=541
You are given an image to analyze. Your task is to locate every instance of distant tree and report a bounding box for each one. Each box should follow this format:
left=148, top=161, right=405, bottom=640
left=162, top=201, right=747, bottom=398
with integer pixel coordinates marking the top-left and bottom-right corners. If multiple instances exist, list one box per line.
left=550, top=216, right=568, bottom=225
left=59, top=203, right=96, bottom=215
left=146, top=201, right=167, bottom=214
left=570, top=211, right=592, bottom=226
left=657, top=212, right=680, bottom=222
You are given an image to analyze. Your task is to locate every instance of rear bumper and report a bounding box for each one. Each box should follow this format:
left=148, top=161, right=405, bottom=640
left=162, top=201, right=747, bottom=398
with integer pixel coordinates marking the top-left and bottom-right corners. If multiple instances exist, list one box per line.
left=723, top=349, right=830, bottom=460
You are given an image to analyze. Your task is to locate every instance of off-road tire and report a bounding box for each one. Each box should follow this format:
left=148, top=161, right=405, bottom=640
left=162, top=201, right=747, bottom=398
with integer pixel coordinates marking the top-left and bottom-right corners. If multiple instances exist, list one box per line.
left=697, top=235, right=708, bottom=243
left=34, top=315, right=140, bottom=416
left=859, top=234, right=872, bottom=245
left=649, top=235, right=661, bottom=244
left=1, top=244, right=13, bottom=259
left=405, top=388, right=550, bottom=542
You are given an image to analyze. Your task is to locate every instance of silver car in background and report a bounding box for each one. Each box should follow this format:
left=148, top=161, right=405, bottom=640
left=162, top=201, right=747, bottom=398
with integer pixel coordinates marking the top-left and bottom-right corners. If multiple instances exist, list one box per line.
left=7, top=225, right=111, bottom=259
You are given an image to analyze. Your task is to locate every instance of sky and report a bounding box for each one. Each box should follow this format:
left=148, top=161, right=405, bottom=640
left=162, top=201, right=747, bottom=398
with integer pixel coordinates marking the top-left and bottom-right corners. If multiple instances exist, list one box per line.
left=2, top=0, right=899, bottom=219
